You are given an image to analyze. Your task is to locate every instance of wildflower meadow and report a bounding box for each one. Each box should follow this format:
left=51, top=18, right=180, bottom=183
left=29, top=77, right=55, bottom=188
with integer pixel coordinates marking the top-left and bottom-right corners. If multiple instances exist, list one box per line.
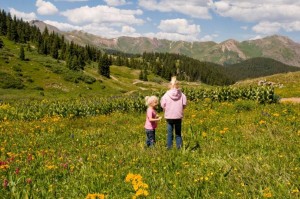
left=0, top=86, right=299, bottom=198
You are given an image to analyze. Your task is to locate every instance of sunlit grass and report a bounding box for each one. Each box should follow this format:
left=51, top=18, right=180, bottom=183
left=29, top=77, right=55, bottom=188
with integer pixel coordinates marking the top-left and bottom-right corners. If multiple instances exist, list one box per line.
left=0, top=100, right=299, bottom=198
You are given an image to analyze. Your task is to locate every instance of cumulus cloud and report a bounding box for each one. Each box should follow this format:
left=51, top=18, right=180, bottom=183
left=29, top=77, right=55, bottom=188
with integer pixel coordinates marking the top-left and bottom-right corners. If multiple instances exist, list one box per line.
left=200, top=34, right=219, bottom=42
left=144, top=18, right=201, bottom=41
left=248, top=35, right=263, bottom=40
left=122, top=25, right=136, bottom=33
left=104, top=0, right=127, bottom=6
left=138, top=0, right=212, bottom=19
left=9, top=8, right=37, bottom=21
left=36, top=0, right=58, bottom=15
left=252, top=21, right=282, bottom=34
left=45, top=20, right=141, bottom=38
left=158, top=18, right=200, bottom=35
left=44, top=20, right=80, bottom=31
left=211, top=1, right=300, bottom=34
left=61, top=5, right=144, bottom=26
left=253, top=20, right=300, bottom=35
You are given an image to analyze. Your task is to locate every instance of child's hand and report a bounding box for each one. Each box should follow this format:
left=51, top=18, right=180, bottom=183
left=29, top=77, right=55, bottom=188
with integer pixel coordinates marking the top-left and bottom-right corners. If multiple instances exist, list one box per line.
left=158, top=116, right=162, bottom=121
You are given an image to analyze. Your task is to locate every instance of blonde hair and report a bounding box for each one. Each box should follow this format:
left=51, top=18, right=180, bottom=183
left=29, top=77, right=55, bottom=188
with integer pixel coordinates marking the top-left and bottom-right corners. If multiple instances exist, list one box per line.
left=169, top=76, right=179, bottom=88
left=145, top=95, right=159, bottom=106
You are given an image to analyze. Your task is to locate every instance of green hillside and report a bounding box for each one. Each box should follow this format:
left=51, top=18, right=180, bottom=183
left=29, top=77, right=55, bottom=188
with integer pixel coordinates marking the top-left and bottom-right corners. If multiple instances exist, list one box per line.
left=225, top=57, right=300, bottom=81
left=1, top=35, right=300, bottom=101
left=234, top=71, right=300, bottom=98
left=0, top=36, right=166, bottom=101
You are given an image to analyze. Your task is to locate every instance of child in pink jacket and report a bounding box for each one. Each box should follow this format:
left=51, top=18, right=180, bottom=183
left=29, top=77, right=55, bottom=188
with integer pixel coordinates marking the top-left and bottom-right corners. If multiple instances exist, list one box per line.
left=144, top=96, right=162, bottom=147
left=160, top=77, right=187, bottom=149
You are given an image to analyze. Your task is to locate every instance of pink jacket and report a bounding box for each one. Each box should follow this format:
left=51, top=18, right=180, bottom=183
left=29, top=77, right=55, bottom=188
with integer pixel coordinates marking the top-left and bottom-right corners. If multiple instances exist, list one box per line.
left=144, top=107, right=158, bottom=130
left=160, top=89, right=187, bottom=119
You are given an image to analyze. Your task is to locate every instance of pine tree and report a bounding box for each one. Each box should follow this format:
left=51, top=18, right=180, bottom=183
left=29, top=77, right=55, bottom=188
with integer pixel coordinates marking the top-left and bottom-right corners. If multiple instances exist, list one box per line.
left=143, top=68, right=148, bottom=81
left=19, top=45, right=25, bottom=60
left=139, top=70, right=144, bottom=80
left=98, top=53, right=111, bottom=78
left=0, top=38, right=4, bottom=48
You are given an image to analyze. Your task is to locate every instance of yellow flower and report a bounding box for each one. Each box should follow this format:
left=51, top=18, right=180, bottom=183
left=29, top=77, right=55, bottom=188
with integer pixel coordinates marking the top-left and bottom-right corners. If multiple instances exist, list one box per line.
left=45, top=165, right=57, bottom=170
left=263, top=192, right=272, bottom=198
left=85, top=193, right=105, bottom=199
left=292, top=188, right=299, bottom=193
left=0, top=165, right=9, bottom=170
left=259, top=120, right=266, bottom=125
left=263, top=188, right=272, bottom=198
left=125, top=173, right=135, bottom=182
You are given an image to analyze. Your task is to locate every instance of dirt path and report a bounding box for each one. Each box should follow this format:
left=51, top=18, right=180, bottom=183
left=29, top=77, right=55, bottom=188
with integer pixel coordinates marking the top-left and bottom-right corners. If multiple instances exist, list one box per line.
left=279, top=97, right=300, bottom=103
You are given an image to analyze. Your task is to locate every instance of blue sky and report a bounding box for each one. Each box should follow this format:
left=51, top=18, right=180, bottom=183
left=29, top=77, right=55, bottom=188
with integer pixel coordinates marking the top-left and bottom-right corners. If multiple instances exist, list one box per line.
left=1, top=0, right=300, bottom=43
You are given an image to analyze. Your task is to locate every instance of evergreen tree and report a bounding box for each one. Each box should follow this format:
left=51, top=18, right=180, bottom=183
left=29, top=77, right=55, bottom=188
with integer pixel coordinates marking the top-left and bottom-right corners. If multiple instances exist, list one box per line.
left=19, top=45, right=25, bottom=60
left=0, top=38, right=4, bottom=48
left=0, top=10, right=8, bottom=36
left=139, top=70, right=144, bottom=80
left=143, top=68, right=148, bottom=81
left=26, top=42, right=31, bottom=52
left=50, top=36, right=59, bottom=59
left=98, top=53, right=111, bottom=78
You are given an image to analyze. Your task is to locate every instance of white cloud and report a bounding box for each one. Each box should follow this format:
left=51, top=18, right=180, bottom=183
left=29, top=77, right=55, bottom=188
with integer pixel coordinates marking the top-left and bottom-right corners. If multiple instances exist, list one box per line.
left=138, top=0, right=212, bottom=19
left=211, top=1, right=300, bottom=35
left=45, top=20, right=141, bottom=38
left=212, top=1, right=300, bottom=22
left=252, top=21, right=282, bottom=34
left=9, top=8, right=37, bottom=21
left=143, top=19, right=201, bottom=41
left=61, top=5, right=144, bottom=26
left=36, top=0, right=58, bottom=15
left=104, top=0, right=127, bottom=6
left=158, top=18, right=200, bottom=35
left=283, top=21, right=300, bottom=32
left=122, top=25, right=136, bottom=33
left=200, top=34, right=218, bottom=42
left=253, top=20, right=300, bottom=35
left=44, top=20, right=80, bottom=31
left=248, top=35, right=264, bottom=41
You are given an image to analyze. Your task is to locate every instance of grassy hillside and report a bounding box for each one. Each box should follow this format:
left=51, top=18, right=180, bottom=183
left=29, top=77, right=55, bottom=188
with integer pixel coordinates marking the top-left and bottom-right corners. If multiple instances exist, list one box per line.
left=234, top=71, right=300, bottom=98
left=224, top=57, right=300, bottom=82
left=0, top=36, right=169, bottom=101
left=1, top=35, right=299, bottom=102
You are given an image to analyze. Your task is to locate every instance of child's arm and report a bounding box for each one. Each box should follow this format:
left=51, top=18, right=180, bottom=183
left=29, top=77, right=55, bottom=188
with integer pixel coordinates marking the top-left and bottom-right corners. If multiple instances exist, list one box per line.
left=149, top=116, right=162, bottom=122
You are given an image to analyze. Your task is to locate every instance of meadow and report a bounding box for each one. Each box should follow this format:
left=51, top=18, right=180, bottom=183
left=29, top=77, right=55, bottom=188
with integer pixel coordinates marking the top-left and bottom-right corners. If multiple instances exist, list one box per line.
left=0, top=90, right=299, bottom=198
left=0, top=36, right=299, bottom=198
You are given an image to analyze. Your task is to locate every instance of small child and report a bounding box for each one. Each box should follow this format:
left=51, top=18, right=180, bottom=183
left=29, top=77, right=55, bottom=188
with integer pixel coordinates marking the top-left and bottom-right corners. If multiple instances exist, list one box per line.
left=144, top=96, right=162, bottom=147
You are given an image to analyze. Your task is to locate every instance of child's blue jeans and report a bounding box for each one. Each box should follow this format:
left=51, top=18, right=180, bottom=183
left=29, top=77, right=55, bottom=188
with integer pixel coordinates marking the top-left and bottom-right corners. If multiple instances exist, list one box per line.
left=166, top=119, right=182, bottom=149
left=145, top=129, right=156, bottom=147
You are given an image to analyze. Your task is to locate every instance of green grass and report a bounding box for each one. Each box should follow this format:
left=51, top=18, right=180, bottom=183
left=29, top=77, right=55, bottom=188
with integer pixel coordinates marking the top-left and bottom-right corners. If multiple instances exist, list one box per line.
left=1, top=35, right=300, bottom=198
left=0, top=36, right=168, bottom=100
left=234, top=71, right=300, bottom=98
left=0, top=100, right=299, bottom=198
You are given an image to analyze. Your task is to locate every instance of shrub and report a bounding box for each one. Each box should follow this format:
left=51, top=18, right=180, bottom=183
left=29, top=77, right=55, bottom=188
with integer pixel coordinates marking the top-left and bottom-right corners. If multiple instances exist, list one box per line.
left=79, top=74, right=96, bottom=84
left=0, top=72, right=25, bottom=89
left=63, top=71, right=80, bottom=83
left=13, top=65, right=22, bottom=72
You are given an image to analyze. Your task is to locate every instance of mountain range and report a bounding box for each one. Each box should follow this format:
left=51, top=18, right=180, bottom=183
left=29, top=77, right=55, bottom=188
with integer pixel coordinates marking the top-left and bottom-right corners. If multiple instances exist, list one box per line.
left=30, top=20, right=300, bottom=67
